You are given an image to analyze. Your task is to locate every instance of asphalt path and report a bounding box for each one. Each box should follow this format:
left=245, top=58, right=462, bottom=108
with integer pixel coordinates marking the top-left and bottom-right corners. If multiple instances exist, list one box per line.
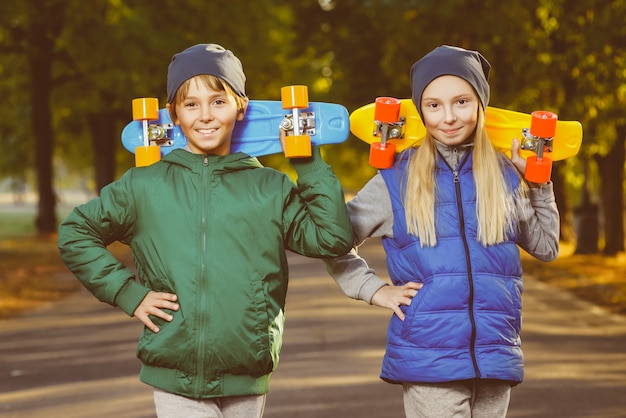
left=1, top=239, right=626, bottom=417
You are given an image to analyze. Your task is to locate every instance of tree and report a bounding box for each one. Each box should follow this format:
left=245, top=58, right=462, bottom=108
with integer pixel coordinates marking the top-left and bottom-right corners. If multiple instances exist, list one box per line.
left=0, top=0, right=68, bottom=234
left=4, top=0, right=626, bottom=253
left=543, top=0, right=626, bottom=254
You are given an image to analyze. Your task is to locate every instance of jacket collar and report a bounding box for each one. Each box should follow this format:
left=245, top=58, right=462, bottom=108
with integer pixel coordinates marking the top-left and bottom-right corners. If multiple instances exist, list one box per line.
left=434, top=139, right=474, bottom=170
left=162, top=148, right=264, bottom=174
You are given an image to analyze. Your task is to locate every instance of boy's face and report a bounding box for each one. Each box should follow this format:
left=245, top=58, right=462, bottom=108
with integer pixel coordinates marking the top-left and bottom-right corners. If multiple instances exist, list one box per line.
left=420, top=75, right=479, bottom=147
left=169, top=77, right=247, bottom=155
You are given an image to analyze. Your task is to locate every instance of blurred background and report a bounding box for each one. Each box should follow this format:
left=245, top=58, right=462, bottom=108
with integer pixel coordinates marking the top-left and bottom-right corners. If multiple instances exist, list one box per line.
left=0, top=0, right=623, bottom=256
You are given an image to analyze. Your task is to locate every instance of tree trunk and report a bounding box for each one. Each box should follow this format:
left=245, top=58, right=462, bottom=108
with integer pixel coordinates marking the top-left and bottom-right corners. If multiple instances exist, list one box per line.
left=595, top=126, right=626, bottom=255
left=28, top=7, right=58, bottom=235
left=88, top=112, right=118, bottom=193
left=573, top=155, right=599, bottom=254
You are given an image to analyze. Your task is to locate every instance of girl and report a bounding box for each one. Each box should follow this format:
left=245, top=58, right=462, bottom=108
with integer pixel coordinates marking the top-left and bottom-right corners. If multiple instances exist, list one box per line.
left=325, top=45, right=559, bottom=417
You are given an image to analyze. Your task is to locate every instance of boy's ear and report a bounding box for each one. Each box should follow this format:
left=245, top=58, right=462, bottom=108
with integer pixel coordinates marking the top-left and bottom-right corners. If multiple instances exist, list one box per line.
left=166, top=103, right=178, bottom=125
left=236, top=97, right=249, bottom=121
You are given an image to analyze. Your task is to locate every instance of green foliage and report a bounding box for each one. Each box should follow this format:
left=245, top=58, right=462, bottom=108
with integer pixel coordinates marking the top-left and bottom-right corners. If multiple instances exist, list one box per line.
left=2, top=0, right=626, bottom=245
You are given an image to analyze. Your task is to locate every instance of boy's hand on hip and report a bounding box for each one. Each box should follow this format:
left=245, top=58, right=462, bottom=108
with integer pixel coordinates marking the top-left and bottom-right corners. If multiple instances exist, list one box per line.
left=133, top=291, right=179, bottom=333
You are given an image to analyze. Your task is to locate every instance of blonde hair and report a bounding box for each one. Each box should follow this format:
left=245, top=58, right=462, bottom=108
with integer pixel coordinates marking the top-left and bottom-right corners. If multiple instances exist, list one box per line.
left=403, top=108, right=525, bottom=247
left=168, top=74, right=247, bottom=121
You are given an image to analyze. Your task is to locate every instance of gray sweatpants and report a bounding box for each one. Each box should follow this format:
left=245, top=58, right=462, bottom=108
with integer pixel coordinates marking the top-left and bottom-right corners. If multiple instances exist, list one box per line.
left=402, top=380, right=512, bottom=418
left=153, top=389, right=266, bottom=418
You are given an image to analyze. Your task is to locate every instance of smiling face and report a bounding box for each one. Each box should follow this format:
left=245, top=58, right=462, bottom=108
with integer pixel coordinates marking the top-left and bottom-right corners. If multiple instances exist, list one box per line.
left=420, top=75, right=479, bottom=146
left=168, top=76, right=248, bottom=155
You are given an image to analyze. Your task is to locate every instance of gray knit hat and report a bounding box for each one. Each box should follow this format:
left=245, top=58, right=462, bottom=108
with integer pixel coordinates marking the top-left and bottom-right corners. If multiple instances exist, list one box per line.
left=167, top=43, right=246, bottom=103
left=410, top=45, right=491, bottom=120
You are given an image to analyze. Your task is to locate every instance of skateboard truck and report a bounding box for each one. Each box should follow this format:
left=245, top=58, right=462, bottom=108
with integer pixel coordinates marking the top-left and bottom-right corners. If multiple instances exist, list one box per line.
left=143, top=124, right=175, bottom=147
left=370, top=97, right=405, bottom=169
left=131, top=98, right=168, bottom=167
left=280, top=85, right=312, bottom=158
left=521, top=110, right=558, bottom=183
left=279, top=111, right=316, bottom=136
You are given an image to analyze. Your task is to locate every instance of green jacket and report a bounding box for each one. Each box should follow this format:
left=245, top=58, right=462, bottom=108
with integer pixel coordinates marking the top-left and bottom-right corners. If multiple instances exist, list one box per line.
left=58, top=148, right=352, bottom=399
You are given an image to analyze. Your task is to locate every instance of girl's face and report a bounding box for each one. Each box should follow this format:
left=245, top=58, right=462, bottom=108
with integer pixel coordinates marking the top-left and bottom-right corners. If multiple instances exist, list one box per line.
left=169, top=77, right=247, bottom=155
left=420, top=75, right=479, bottom=147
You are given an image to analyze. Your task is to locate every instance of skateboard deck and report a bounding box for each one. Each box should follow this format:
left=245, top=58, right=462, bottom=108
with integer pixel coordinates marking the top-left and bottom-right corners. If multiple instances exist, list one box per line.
left=350, top=98, right=582, bottom=161
left=122, top=98, right=350, bottom=163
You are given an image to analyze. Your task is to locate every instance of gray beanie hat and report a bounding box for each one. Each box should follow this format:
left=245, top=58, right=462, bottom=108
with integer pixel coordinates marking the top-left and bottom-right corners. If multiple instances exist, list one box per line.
left=410, top=45, right=491, bottom=120
left=167, top=43, right=246, bottom=103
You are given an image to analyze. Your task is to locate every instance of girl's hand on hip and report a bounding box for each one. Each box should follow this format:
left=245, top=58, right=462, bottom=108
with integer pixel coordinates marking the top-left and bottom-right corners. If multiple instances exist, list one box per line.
left=371, top=282, right=422, bottom=321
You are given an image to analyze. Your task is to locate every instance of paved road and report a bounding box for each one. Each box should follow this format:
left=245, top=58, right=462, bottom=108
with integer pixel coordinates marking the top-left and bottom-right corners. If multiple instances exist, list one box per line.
left=1, top=239, right=626, bottom=417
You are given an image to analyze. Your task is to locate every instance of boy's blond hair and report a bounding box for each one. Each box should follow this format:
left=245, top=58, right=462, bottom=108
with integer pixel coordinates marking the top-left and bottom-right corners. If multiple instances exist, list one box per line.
left=168, top=74, right=247, bottom=122
left=403, top=108, right=525, bottom=247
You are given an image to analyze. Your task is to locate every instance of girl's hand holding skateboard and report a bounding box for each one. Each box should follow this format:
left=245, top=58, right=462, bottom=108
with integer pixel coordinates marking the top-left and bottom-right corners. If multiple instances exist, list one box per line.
left=510, top=138, right=546, bottom=188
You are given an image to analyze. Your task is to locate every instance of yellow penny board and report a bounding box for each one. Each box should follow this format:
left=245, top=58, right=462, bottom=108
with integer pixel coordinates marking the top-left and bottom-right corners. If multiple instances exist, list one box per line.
left=350, top=99, right=582, bottom=161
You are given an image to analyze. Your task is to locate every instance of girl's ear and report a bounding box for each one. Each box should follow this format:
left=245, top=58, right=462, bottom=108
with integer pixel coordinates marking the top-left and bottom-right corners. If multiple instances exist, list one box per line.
left=166, top=103, right=179, bottom=125
left=236, top=97, right=249, bottom=121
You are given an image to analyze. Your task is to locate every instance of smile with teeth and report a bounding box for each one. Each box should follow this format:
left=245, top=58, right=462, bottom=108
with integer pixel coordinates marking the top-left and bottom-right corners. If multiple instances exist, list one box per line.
left=197, top=128, right=218, bottom=135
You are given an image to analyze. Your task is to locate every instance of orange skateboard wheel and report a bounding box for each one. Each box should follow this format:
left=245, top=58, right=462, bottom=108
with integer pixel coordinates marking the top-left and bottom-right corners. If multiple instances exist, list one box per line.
left=530, top=111, right=558, bottom=138
left=374, top=97, right=401, bottom=124
left=135, top=145, right=161, bottom=167
left=525, top=155, right=552, bottom=183
left=132, top=98, right=159, bottom=121
left=369, top=142, right=396, bottom=169
left=281, top=85, right=309, bottom=109
left=284, top=134, right=312, bottom=158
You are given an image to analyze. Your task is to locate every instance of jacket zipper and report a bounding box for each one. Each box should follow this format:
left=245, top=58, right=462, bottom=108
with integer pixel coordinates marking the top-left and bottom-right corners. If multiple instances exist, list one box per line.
left=195, top=155, right=210, bottom=395
left=447, top=150, right=481, bottom=378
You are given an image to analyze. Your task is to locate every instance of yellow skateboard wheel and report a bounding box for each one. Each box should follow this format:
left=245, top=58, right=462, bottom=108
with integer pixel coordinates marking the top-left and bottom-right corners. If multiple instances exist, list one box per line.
left=281, top=85, right=309, bottom=109
left=374, top=97, right=401, bottom=123
left=135, top=145, right=161, bottom=167
left=132, top=98, right=159, bottom=121
left=284, top=134, right=312, bottom=158
left=525, top=155, right=552, bottom=183
left=369, top=142, right=396, bottom=169
left=530, top=111, right=558, bottom=138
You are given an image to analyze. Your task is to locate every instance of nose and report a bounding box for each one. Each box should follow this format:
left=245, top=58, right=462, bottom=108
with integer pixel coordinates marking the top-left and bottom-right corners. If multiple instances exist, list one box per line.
left=199, top=104, right=213, bottom=121
left=443, top=106, right=456, bottom=124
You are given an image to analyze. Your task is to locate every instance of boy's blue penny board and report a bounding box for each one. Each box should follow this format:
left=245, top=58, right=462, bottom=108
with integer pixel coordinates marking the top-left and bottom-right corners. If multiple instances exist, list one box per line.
left=121, top=100, right=350, bottom=157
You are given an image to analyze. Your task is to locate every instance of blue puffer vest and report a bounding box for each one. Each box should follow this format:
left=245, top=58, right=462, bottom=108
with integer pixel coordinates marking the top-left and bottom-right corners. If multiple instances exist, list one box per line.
left=379, top=149, right=524, bottom=384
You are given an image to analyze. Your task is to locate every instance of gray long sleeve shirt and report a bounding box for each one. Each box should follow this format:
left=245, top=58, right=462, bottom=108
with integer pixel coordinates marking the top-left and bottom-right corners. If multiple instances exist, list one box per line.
left=325, top=142, right=560, bottom=304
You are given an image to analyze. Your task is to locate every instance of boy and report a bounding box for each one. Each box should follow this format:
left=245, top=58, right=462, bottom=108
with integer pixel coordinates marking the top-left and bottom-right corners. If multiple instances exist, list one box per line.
left=58, top=43, right=353, bottom=417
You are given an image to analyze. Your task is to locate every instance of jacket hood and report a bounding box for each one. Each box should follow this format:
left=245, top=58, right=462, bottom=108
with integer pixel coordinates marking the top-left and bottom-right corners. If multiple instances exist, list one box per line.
left=161, top=148, right=264, bottom=174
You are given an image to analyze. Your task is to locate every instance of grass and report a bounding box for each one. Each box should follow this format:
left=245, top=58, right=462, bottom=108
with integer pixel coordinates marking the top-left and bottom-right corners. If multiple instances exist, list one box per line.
left=0, top=212, right=40, bottom=240
left=1, top=209, right=625, bottom=320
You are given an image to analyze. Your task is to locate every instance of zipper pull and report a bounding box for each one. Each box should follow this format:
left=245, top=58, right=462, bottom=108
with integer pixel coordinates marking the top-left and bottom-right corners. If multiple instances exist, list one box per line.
left=454, top=170, right=460, bottom=183
left=203, top=155, right=209, bottom=166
